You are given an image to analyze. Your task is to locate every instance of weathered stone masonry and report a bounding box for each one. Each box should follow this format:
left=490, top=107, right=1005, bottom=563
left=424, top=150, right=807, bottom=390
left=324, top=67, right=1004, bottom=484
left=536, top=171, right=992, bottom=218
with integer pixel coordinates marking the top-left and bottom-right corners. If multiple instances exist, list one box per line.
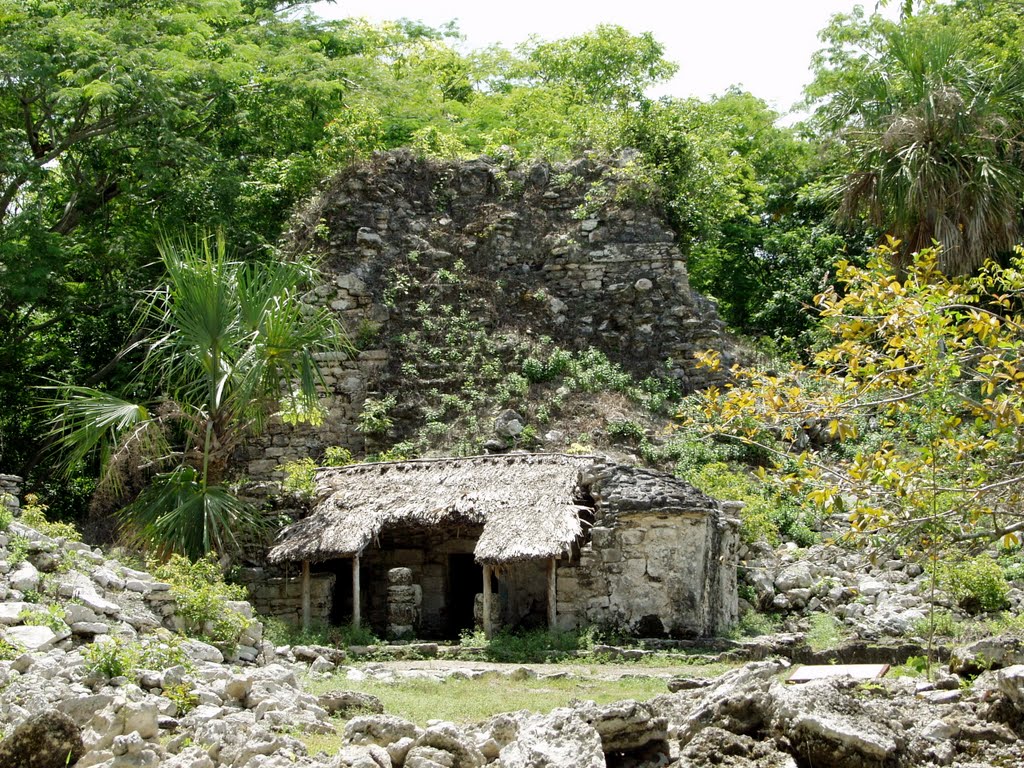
left=240, top=151, right=735, bottom=480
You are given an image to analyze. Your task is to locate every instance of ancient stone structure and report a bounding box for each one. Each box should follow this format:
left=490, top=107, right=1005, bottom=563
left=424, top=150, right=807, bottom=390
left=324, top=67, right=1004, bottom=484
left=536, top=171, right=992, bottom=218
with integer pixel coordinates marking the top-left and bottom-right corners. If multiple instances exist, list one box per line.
left=265, top=453, right=739, bottom=638
left=240, top=151, right=735, bottom=480
left=386, top=567, right=422, bottom=639
left=236, top=569, right=336, bottom=627
left=0, top=474, right=21, bottom=512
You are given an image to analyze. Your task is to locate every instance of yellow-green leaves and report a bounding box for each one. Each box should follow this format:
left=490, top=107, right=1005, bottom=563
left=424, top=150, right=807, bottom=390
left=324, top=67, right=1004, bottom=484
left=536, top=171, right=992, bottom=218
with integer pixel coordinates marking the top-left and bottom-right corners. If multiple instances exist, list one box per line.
left=688, top=244, right=1024, bottom=553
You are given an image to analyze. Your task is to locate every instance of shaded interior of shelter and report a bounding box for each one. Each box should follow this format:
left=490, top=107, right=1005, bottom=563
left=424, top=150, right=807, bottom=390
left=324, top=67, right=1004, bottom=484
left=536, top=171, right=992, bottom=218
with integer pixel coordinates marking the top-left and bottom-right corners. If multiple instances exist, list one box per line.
left=320, top=498, right=595, bottom=640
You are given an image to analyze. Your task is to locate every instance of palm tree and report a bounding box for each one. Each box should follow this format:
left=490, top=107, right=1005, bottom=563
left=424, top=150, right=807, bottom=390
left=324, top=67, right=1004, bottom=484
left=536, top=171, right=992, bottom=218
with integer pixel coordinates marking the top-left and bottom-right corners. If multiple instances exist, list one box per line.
left=816, top=21, right=1024, bottom=275
left=51, top=232, right=346, bottom=558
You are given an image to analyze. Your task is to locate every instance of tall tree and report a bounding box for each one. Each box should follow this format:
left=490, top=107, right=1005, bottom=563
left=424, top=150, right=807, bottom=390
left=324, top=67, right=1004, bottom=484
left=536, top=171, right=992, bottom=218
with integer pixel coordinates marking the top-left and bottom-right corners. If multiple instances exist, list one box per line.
left=809, top=8, right=1024, bottom=275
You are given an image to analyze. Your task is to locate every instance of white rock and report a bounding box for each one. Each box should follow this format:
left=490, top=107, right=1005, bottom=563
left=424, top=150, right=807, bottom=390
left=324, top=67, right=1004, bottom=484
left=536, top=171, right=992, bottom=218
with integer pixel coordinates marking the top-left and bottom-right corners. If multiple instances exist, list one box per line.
left=774, top=562, right=814, bottom=592
left=75, top=587, right=122, bottom=616
left=65, top=603, right=100, bottom=624
left=71, top=622, right=109, bottom=635
left=181, top=639, right=223, bottom=664
left=0, top=601, right=32, bottom=625
left=92, top=566, right=126, bottom=591
left=995, top=664, right=1024, bottom=712
left=9, top=561, right=40, bottom=592
left=5, top=624, right=58, bottom=651
left=858, top=577, right=887, bottom=597
left=498, top=710, right=604, bottom=768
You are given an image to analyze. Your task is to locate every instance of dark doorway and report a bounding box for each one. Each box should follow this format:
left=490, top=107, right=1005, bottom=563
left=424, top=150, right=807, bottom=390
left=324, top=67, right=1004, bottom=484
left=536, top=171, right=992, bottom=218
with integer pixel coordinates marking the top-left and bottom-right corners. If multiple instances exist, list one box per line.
left=328, top=558, right=355, bottom=625
left=446, top=553, right=482, bottom=638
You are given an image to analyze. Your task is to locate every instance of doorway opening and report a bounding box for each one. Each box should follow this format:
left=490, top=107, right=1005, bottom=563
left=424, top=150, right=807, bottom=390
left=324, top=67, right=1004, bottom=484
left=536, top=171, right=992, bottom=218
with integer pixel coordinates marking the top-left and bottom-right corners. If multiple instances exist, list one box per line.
left=446, top=553, right=482, bottom=638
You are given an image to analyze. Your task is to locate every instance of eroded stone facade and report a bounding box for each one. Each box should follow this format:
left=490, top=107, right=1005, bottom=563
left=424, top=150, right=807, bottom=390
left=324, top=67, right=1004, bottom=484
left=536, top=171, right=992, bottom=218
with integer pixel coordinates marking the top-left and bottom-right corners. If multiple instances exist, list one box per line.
left=239, top=151, right=735, bottom=481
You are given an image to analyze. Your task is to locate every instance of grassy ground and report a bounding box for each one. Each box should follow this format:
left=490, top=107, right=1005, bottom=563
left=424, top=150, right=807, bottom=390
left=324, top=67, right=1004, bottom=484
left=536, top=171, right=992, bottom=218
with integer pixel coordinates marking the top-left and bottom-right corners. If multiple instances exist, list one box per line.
left=298, top=660, right=733, bottom=755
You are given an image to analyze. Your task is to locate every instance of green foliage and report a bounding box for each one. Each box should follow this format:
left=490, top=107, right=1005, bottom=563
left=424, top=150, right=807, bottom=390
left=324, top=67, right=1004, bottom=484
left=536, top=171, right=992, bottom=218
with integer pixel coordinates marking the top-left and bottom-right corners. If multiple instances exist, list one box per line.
left=17, top=604, right=68, bottom=634
left=281, top=458, right=317, bottom=497
left=50, top=233, right=342, bottom=558
left=466, top=628, right=597, bottom=663
left=151, top=555, right=251, bottom=646
left=83, top=634, right=193, bottom=680
left=0, top=636, right=22, bottom=661
left=806, top=613, right=845, bottom=651
left=357, top=395, right=397, bottom=436
left=606, top=420, right=646, bottom=444
left=162, top=682, right=200, bottom=715
left=809, top=6, right=1024, bottom=275
left=933, top=555, right=1010, bottom=614
left=999, top=550, right=1024, bottom=582
left=281, top=447, right=354, bottom=497
left=911, top=610, right=966, bottom=640
left=262, top=617, right=378, bottom=648
left=6, top=535, right=28, bottom=566
left=19, top=496, right=80, bottom=541
left=323, top=447, right=354, bottom=467
left=682, top=462, right=816, bottom=546
left=0, top=500, right=11, bottom=531
left=728, top=611, right=781, bottom=638
left=692, top=246, right=1024, bottom=557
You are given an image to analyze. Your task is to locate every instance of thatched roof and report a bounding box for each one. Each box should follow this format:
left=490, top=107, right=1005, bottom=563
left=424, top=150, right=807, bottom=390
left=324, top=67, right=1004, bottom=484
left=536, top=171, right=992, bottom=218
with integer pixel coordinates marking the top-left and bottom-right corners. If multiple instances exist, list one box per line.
left=268, top=453, right=595, bottom=565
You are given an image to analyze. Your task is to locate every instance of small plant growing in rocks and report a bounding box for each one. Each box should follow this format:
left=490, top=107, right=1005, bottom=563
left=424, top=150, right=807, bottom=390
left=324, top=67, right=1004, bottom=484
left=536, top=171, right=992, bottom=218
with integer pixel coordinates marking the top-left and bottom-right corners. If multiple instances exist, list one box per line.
left=19, top=495, right=80, bottom=541
left=152, top=554, right=251, bottom=647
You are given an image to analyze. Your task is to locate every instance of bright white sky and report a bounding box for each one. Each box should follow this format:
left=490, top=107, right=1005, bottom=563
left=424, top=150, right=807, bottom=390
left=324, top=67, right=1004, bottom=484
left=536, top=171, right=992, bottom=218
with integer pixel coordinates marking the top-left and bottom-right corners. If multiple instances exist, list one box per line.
left=312, top=1, right=898, bottom=116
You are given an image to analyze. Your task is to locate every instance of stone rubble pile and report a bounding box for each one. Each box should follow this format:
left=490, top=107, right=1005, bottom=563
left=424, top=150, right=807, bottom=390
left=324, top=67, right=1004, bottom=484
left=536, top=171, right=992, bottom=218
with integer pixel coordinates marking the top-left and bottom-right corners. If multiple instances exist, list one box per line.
left=739, top=540, right=1024, bottom=641
left=1, top=498, right=1024, bottom=767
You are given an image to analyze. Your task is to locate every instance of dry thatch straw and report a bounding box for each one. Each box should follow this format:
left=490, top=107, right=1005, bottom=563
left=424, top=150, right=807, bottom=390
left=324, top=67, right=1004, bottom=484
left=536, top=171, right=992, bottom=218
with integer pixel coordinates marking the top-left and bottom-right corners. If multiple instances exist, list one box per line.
left=268, top=453, right=595, bottom=565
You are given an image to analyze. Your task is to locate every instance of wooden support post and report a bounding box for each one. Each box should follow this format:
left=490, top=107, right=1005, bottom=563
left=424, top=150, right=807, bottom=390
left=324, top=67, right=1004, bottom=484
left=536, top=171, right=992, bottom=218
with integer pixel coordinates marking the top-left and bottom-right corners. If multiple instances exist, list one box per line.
left=352, top=554, right=362, bottom=628
left=482, top=563, right=493, bottom=639
left=301, top=560, right=311, bottom=632
left=547, top=558, right=557, bottom=630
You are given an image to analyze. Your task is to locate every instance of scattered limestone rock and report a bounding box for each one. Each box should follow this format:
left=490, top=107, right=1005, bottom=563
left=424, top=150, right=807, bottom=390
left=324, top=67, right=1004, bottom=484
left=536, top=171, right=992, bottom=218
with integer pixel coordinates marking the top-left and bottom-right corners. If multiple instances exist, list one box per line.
left=318, top=690, right=385, bottom=717
left=496, top=709, right=604, bottom=768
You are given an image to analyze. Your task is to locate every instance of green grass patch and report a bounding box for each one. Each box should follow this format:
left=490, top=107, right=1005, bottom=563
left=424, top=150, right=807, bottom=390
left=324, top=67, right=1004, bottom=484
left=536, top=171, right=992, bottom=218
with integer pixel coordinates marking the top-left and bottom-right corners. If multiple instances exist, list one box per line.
left=303, top=674, right=671, bottom=727
left=805, top=613, right=845, bottom=651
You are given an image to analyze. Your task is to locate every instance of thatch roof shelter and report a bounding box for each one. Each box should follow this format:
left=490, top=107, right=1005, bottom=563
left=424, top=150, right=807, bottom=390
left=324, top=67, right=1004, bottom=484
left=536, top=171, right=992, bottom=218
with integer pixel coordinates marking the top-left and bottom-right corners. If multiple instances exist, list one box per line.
left=268, top=453, right=595, bottom=565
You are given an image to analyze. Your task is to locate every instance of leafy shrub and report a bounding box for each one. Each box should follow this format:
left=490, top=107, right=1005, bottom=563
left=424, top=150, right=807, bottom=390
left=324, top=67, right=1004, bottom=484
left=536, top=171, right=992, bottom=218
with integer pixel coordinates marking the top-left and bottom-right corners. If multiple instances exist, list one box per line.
left=681, top=462, right=816, bottom=545
left=6, top=534, right=29, bottom=565
left=84, top=634, right=193, bottom=679
left=19, top=496, right=80, bottom=541
left=262, top=617, right=378, bottom=648
left=323, top=446, right=354, bottom=467
left=935, top=555, right=1009, bottom=614
left=357, top=395, right=397, bottom=435
left=162, top=682, right=199, bottom=714
left=152, top=555, right=251, bottom=646
left=280, top=446, right=354, bottom=497
left=484, top=628, right=592, bottom=663
left=606, top=420, right=645, bottom=444
left=728, top=610, right=781, bottom=638
left=0, top=497, right=13, bottom=530
left=806, top=613, right=844, bottom=651
left=999, top=550, right=1024, bottom=582
left=911, top=610, right=966, bottom=640
left=18, top=604, right=68, bottom=633
left=280, top=458, right=316, bottom=497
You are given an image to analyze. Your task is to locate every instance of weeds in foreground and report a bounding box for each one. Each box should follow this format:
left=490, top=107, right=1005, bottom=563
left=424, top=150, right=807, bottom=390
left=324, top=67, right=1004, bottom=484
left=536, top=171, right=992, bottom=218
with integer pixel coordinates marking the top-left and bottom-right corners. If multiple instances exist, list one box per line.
left=262, top=617, right=379, bottom=648
left=806, top=613, right=845, bottom=651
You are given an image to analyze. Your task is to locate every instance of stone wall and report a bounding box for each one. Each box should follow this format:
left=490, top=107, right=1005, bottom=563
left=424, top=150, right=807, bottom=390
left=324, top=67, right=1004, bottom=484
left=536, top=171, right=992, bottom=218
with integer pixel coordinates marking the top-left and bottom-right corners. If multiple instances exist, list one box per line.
left=553, top=461, right=739, bottom=637
left=555, top=512, right=738, bottom=637
left=0, top=474, right=21, bottom=513
left=237, top=568, right=336, bottom=626
left=239, top=150, right=736, bottom=480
